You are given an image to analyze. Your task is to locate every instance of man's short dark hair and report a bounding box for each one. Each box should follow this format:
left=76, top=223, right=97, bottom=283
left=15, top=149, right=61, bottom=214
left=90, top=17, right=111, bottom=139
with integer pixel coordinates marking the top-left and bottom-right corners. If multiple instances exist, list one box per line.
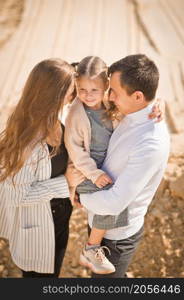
left=108, top=54, right=159, bottom=101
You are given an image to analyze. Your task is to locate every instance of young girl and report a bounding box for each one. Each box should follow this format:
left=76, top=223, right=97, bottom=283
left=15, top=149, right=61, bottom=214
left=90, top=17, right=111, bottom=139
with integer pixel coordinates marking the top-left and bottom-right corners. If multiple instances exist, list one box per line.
left=64, top=56, right=164, bottom=275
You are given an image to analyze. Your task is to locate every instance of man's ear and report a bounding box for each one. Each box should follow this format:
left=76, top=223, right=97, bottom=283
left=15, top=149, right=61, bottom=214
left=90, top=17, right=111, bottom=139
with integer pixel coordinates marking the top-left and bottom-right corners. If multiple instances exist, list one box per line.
left=134, top=91, right=145, bottom=104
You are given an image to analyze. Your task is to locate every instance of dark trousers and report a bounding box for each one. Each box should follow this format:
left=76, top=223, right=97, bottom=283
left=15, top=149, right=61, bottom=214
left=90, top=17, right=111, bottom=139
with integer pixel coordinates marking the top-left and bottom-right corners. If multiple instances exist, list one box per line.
left=22, top=198, right=73, bottom=278
left=88, top=225, right=144, bottom=278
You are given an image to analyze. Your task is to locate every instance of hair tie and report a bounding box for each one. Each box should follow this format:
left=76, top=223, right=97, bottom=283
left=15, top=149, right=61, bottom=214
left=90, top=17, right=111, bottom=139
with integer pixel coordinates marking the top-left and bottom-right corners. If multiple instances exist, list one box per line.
left=71, top=62, right=79, bottom=71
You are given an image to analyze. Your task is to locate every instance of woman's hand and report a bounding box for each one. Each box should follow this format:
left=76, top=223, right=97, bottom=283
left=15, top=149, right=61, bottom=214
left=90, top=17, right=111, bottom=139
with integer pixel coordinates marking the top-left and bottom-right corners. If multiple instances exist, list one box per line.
left=148, top=98, right=165, bottom=122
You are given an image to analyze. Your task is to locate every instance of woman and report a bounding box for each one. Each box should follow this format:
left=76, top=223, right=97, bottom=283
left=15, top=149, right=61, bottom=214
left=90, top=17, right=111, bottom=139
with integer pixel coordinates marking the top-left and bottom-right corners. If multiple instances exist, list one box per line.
left=0, top=58, right=75, bottom=277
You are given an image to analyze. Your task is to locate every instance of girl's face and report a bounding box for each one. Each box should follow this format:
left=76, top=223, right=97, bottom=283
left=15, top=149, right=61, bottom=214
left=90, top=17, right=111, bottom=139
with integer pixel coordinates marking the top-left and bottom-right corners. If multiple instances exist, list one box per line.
left=76, top=76, right=108, bottom=110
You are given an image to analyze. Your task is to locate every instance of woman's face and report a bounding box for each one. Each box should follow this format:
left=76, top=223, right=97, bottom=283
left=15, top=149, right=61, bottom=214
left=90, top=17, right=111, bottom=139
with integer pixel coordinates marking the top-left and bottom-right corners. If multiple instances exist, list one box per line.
left=63, top=81, right=75, bottom=106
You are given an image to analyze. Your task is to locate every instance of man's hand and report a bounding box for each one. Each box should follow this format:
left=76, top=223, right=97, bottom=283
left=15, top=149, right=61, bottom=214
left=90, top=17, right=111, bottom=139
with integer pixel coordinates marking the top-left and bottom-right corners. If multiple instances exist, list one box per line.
left=94, top=173, right=113, bottom=188
left=148, top=98, right=165, bottom=122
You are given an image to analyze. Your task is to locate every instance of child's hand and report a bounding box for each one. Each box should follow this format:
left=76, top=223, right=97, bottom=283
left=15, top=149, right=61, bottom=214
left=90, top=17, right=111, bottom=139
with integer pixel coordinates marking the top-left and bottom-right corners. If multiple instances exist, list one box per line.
left=148, top=98, right=165, bottom=122
left=95, top=173, right=113, bottom=188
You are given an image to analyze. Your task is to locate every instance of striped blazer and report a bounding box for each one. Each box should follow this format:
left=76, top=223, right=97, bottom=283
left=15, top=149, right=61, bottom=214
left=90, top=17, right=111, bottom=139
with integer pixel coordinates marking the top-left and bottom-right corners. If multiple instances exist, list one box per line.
left=0, top=143, right=69, bottom=273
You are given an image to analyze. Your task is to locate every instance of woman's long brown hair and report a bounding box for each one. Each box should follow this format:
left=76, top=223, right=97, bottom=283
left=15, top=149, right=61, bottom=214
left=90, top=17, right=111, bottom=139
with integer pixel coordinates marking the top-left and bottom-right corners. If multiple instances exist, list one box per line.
left=0, top=58, right=75, bottom=182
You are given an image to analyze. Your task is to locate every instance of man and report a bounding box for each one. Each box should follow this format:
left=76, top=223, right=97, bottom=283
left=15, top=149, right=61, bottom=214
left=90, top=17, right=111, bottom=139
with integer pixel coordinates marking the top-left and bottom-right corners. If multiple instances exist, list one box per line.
left=79, top=54, right=170, bottom=277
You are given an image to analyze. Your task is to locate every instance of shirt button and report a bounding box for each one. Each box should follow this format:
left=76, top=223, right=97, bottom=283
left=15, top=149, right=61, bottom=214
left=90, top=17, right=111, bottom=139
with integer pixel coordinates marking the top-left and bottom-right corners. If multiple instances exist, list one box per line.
left=52, top=209, right=55, bottom=213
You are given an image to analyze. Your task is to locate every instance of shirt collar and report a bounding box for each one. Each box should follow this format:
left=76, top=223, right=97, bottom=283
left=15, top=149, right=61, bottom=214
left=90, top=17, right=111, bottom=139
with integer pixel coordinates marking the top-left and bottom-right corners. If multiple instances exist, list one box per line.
left=124, top=101, right=156, bottom=125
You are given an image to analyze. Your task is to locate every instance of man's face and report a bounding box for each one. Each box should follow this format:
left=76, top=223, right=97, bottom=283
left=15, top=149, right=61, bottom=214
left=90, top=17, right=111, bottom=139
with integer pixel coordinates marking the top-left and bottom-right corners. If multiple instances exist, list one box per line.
left=109, top=72, right=136, bottom=115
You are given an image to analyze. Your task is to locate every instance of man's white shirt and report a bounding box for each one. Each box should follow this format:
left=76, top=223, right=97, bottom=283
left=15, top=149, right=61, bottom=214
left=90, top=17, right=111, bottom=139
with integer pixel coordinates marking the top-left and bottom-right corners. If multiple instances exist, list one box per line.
left=80, top=102, right=170, bottom=240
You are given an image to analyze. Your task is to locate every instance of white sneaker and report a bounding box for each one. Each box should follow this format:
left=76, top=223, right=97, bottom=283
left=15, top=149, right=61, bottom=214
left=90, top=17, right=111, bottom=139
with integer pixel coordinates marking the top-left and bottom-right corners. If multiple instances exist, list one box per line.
left=79, top=245, right=115, bottom=274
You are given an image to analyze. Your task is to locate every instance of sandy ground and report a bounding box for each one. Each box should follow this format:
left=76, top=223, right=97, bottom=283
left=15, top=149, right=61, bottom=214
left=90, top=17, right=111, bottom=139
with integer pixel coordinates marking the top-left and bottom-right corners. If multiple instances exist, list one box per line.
left=0, top=0, right=24, bottom=48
